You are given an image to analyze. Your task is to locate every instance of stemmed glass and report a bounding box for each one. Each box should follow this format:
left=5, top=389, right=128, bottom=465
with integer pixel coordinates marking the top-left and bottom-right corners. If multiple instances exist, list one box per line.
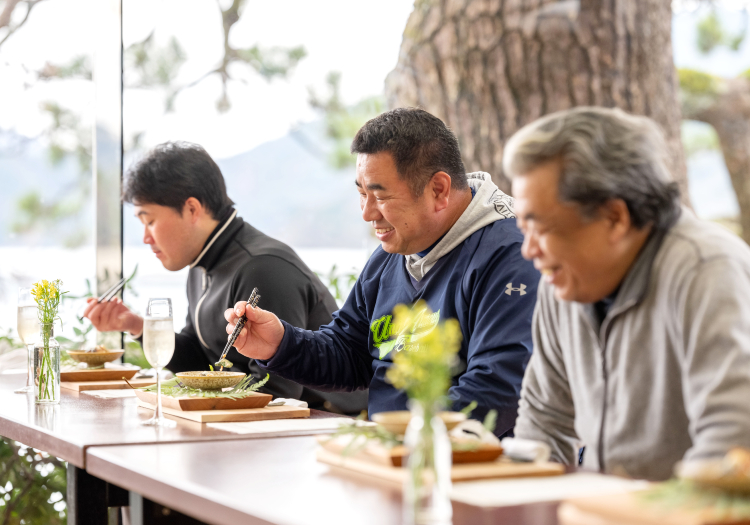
left=15, top=288, right=39, bottom=394
left=140, top=298, right=176, bottom=428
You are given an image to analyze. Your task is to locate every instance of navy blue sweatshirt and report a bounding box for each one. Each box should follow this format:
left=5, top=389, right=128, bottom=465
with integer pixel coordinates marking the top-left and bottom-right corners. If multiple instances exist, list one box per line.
left=260, top=218, right=539, bottom=436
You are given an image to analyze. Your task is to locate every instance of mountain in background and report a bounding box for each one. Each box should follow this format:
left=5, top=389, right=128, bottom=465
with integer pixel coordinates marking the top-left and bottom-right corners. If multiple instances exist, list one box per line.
left=2, top=121, right=369, bottom=248
left=0, top=137, right=92, bottom=246
left=213, top=121, right=367, bottom=248
left=122, top=120, right=369, bottom=248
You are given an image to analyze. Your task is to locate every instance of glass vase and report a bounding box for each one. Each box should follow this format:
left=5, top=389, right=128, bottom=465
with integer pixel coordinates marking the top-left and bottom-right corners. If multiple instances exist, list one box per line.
left=402, top=400, right=452, bottom=525
left=34, top=324, right=60, bottom=405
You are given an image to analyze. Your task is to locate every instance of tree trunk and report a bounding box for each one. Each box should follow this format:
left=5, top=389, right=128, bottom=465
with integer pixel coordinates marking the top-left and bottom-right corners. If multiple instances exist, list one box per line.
left=682, top=76, right=750, bottom=243
left=385, top=0, right=690, bottom=204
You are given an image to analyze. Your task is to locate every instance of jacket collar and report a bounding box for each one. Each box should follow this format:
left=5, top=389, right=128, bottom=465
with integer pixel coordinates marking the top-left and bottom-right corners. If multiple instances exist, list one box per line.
left=189, top=208, right=242, bottom=271
left=580, top=208, right=682, bottom=338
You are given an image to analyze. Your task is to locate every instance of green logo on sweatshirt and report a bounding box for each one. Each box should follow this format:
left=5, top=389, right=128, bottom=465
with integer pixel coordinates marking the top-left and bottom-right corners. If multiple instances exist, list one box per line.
left=370, top=309, right=441, bottom=360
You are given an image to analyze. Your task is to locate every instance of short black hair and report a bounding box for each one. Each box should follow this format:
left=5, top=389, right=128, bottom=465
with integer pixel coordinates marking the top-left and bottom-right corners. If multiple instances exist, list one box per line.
left=350, top=107, right=468, bottom=196
left=123, top=142, right=234, bottom=218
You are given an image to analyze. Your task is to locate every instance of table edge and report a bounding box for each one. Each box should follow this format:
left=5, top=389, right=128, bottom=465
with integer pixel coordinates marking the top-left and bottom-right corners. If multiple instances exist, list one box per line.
left=0, top=416, right=85, bottom=467
left=86, top=446, right=276, bottom=525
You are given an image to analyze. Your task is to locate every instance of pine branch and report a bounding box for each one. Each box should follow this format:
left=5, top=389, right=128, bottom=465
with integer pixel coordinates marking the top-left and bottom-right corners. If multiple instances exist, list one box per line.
left=140, top=373, right=269, bottom=399
left=0, top=0, right=45, bottom=50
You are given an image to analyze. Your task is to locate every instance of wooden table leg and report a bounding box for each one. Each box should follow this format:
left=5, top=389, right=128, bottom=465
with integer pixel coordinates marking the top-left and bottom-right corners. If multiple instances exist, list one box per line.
left=128, top=492, right=207, bottom=525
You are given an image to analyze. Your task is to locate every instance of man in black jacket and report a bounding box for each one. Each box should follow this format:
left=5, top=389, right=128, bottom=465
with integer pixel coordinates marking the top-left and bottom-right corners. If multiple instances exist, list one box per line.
left=83, top=141, right=367, bottom=413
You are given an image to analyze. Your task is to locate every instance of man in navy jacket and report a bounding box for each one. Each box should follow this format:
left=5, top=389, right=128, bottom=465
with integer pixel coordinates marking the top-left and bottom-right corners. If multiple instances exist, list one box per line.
left=224, top=108, right=539, bottom=436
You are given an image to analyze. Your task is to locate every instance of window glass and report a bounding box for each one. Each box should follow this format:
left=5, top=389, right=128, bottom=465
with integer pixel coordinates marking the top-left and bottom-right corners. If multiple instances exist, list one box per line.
left=122, top=0, right=412, bottom=328
left=0, top=0, right=96, bottom=353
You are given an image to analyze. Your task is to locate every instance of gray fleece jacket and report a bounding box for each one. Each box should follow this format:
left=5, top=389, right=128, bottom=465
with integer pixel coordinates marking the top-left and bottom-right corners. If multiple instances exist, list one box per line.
left=514, top=208, right=750, bottom=481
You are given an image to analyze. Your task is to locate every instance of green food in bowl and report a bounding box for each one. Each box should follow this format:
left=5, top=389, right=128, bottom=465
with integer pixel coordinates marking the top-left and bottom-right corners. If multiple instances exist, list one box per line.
left=175, top=371, right=245, bottom=391
left=215, top=358, right=233, bottom=369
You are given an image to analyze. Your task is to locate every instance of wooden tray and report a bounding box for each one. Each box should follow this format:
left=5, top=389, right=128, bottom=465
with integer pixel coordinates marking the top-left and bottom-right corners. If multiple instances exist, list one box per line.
left=61, top=379, right=156, bottom=391
left=559, top=491, right=750, bottom=525
left=134, top=389, right=272, bottom=411
left=316, top=448, right=564, bottom=485
left=318, top=435, right=504, bottom=466
left=60, top=364, right=139, bottom=382
left=137, top=399, right=309, bottom=423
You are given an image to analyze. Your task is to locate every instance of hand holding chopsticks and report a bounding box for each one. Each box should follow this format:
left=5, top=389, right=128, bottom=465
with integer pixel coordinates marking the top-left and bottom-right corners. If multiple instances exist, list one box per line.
left=81, top=278, right=144, bottom=336
left=78, top=277, right=127, bottom=321
left=217, top=288, right=260, bottom=370
left=224, top=294, right=285, bottom=362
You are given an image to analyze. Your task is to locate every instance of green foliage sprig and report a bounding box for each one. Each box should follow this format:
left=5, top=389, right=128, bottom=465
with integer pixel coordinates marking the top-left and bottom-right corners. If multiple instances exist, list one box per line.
left=0, top=328, right=25, bottom=353
left=696, top=10, right=746, bottom=54
left=640, top=479, right=750, bottom=519
left=316, top=263, right=359, bottom=304
left=31, top=279, right=68, bottom=402
left=308, top=71, right=384, bottom=169
left=386, top=301, right=461, bottom=408
left=327, top=410, right=498, bottom=454
left=326, top=415, right=402, bottom=455
left=139, top=373, right=269, bottom=400
left=30, top=280, right=67, bottom=327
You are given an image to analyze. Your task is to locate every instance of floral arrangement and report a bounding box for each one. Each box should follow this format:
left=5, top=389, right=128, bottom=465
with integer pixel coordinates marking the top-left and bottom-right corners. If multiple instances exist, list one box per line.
left=30, top=279, right=67, bottom=402
left=30, top=280, right=65, bottom=327
left=384, top=302, right=462, bottom=523
left=385, top=301, right=461, bottom=408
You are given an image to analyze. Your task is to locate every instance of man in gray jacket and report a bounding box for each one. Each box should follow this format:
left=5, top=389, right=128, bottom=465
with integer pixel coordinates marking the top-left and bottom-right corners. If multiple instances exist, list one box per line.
left=505, top=106, right=750, bottom=481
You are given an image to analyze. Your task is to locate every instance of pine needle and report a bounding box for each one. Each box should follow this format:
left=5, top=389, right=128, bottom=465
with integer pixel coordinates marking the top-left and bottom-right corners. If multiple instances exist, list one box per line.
left=139, top=373, right=269, bottom=399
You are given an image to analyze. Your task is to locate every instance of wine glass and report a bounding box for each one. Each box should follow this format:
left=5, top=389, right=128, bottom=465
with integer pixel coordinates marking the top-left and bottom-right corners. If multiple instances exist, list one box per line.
left=140, top=298, right=176, bottom=428
left=15, top=288, right=39, bottom=394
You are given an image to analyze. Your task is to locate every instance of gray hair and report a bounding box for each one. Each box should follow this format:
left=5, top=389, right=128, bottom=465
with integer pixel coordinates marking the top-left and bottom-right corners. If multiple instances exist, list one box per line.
left=503, top=106, right=680, bottom=230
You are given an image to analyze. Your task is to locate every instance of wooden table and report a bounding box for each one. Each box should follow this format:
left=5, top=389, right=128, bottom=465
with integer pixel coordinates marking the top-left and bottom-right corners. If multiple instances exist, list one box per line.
left=0, top=373, right=348, bottom=524
left=0, top=374, right=337, bottom=468
left=86, top=436, right=562, bottom=525
left=0, top=373, right=562, bottom=524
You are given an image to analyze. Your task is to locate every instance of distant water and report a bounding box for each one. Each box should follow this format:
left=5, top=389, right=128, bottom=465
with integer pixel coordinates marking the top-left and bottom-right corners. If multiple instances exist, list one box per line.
left=0, top=245, right=373, bottom=345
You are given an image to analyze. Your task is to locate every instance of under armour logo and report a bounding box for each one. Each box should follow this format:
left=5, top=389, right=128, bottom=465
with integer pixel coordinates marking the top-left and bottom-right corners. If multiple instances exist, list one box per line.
left=505, top=283, right=527, bottom=296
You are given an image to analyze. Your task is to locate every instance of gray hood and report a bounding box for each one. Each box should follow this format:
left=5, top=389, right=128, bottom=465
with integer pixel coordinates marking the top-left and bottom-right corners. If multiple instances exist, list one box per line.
left=405, top=172, right=515, bottom=281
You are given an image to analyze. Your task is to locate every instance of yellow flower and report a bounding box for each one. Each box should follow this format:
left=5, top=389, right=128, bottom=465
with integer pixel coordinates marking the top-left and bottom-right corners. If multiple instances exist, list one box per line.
left=30, top=279, right=66, bottom=325
left=385, top=301, right=462, bottom=406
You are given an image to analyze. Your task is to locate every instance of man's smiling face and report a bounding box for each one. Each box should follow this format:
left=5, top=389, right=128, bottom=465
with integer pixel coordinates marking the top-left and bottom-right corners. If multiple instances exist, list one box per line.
left=355, top=152, right=436, bottom=255
left=513, top=161, right=623, bottom=303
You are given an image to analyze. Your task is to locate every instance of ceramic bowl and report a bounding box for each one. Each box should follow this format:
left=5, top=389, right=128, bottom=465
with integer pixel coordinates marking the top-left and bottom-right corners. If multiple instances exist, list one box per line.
left=66, top=349, right=124, bottom=368
left=372, top=410, right=467, bottom=435
left=175, top=371, right=245, bottom=390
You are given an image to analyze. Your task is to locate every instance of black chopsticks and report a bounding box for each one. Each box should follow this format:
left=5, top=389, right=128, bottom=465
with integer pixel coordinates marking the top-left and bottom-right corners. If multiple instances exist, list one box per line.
left=77, top=277, right=128, bottom=321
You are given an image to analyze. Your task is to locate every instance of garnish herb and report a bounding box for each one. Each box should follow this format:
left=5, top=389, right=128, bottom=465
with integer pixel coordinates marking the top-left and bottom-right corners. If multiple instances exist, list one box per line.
left=640, top=479, right=750, bottom=518
left=140, top=373, right=269, bottom=399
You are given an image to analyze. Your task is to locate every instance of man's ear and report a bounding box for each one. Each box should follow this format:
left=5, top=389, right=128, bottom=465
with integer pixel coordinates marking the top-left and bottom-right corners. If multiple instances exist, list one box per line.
left=430, top=171, right=453, bottom=211
left=182, top=197, right=205, bottom=224
left=603, top=199, right=633, bottom=242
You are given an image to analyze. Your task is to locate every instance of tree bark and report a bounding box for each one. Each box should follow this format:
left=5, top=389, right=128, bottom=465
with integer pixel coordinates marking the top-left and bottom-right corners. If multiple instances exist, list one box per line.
left=385, top=0, right=689, bottom=204
left=682, top=76, right=750, bottom=243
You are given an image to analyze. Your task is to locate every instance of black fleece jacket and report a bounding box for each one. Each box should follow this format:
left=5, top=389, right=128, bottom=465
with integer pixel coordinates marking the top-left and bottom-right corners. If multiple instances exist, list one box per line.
left=164, top=208, right=368, bottom=414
